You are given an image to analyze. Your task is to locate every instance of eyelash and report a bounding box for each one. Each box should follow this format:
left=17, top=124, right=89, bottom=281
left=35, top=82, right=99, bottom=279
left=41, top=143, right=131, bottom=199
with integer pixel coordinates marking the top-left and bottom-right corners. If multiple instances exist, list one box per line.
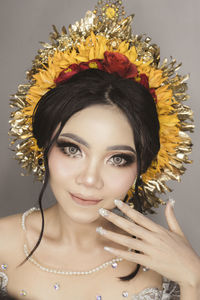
left=108, top=154, right=136, bottom=167
left=56, top=141, right=136, bottom=167
left=56, top=141, right=82, bottom=158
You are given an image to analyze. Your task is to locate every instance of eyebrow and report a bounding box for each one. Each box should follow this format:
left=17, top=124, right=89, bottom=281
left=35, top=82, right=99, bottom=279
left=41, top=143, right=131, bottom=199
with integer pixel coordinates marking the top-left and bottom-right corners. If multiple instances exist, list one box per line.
left=106, top=145, right=136, bottom=154
left=60, top=133, right=89, bottom=147
left=59, top=133, right=136, bottom=154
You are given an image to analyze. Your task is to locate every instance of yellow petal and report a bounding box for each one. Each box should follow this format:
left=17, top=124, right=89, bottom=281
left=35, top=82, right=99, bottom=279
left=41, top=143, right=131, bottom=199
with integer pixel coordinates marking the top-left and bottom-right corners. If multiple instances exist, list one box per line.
left=149, top=69, right=165, bottom=88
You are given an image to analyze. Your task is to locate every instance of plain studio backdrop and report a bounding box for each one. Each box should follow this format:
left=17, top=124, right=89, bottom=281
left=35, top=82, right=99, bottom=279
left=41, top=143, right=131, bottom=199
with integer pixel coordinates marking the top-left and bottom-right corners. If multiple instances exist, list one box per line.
left=0, top=0, right=199, bottom=255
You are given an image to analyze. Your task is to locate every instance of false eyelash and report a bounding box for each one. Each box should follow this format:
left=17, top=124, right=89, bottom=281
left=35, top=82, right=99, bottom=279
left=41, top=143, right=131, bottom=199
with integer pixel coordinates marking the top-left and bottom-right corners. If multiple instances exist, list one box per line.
left=111, top=153, right=136, bottom=167
left=56, top=140, right=81, bottom=155
left=56, top=140, right=136, bottom=167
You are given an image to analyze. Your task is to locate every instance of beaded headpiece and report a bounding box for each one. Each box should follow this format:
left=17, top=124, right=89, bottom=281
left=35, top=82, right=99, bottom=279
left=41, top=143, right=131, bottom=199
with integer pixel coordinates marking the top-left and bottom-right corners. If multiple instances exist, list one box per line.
left=9, top=0, right=194, bottom=212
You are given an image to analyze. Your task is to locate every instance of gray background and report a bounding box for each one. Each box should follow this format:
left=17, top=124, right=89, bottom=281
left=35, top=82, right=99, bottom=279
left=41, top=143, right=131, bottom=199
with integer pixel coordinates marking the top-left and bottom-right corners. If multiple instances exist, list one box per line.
left=0, top=0, right=199, bottom=255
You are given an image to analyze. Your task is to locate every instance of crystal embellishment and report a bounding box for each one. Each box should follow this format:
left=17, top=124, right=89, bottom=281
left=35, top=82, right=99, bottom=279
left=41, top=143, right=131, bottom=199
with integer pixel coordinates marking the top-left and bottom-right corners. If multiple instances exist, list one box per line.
left=0, top=272, right=8, bottom=290
left=1, top=264, right=8, bottom=270
left=20, top=290, right=27, bottom=296
left=111, top=262, right=118, bottom=268
left=96, top=295, right=102, bottom=300
left=122, top=291, right=129, bottom=297
left=54, top=283, right=60, bottom=290
left=142, top=266, right=149, bottom=272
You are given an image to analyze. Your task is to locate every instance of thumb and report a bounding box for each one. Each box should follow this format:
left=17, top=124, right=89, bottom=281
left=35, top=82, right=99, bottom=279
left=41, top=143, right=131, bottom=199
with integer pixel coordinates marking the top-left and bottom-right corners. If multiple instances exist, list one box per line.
left=165, top=199, right=185, bottom=237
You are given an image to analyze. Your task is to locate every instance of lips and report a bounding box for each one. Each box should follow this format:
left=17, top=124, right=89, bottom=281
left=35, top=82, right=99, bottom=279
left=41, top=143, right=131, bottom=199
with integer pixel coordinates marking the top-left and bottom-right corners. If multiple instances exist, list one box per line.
left=70, top=193, right=102, bottom=205
left=70, top=193, right=102, bottom=206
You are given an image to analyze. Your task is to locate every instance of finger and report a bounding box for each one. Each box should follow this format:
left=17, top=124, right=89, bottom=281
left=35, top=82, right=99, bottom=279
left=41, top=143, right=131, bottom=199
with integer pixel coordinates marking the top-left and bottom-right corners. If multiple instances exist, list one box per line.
left=114, top=199, right=164, bottom=233
left=96, top=226, right=148, bottom=252
left=103, top=245, right=149, bottom=266
left=99, top=208, right=152, bottom=240
left=165, top=199, right=185, bottom=237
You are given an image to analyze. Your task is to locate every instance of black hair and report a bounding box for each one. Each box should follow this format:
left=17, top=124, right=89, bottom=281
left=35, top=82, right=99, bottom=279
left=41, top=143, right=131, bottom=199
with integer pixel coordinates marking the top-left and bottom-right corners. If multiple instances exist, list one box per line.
left=0, top=292, right=18, bottom=300
left=23, top=69, right=160, bottom=281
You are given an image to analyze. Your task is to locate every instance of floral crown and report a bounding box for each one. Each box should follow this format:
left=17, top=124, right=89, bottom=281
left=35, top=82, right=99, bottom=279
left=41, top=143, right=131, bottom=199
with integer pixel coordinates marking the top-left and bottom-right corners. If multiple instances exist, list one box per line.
left=9, top=0, right=194, bottom=212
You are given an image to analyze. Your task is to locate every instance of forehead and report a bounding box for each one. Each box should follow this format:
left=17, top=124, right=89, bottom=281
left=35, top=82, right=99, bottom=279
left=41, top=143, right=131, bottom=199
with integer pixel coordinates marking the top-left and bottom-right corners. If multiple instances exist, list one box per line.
left=60, top=105, right=135, bottom=148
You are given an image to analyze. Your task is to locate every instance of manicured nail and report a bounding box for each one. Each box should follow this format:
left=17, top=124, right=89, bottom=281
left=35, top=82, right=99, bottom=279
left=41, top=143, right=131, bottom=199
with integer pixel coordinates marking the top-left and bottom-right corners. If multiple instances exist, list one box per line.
left=169, top=198, right=175, bottom=207
left=114, top=199, right=123, bottom=208
left=96, top=226, right=106, bottom=235
left=99, top=208, right=109, bottom=217
left=104, top=246, right=114, bottom=252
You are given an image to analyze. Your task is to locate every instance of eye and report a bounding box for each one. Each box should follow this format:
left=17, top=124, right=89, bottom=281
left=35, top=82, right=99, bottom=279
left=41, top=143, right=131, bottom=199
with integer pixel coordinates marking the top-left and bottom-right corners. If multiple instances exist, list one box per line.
left=108, top=154, right=136, bottom=167
left=56, top=141, right=82, bottom=158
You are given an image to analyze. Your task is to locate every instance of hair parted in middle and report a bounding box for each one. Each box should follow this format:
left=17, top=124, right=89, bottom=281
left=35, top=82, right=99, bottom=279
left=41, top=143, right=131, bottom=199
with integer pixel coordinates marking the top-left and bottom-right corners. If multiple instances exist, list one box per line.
left=33, top=68, right=160, bottom=175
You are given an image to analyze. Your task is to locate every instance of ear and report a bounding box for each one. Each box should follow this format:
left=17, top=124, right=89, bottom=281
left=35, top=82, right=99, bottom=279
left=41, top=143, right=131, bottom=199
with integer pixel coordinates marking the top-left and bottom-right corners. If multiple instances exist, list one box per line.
left=165, top=199, right=185, bottom=237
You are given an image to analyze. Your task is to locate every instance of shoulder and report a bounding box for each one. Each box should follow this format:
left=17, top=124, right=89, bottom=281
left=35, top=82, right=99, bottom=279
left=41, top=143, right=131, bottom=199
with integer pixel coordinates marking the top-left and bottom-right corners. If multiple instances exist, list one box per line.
left=0, top=212, right=24, bottom=262
left=125, top=268, right=164, bottom=299
left=126, top=266, right=163, bottom=293
left=137, top=268, right=163, bottom=291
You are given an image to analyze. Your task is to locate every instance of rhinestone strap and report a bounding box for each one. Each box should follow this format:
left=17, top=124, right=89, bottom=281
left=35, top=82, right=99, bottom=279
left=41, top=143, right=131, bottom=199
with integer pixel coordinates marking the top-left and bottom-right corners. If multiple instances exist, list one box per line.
left=0, top=272, right=8, bottom=291
left=22, top=207, right=123, bottom=276
left=131, top=287, right=163, bottom=299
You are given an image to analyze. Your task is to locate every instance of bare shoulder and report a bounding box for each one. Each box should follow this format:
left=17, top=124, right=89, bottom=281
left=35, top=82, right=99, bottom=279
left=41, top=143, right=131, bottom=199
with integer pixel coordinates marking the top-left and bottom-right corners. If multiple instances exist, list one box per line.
left=143, top=269, right=163, bottom=288
left=131, top=267, right=163, bottom=293
left=0, top=212, right=24, bottom=261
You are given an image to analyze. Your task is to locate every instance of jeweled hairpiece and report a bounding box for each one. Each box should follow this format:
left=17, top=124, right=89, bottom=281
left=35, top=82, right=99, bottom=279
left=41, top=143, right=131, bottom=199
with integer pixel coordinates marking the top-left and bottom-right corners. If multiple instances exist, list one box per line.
left=9, top=0, right=194, bottom=212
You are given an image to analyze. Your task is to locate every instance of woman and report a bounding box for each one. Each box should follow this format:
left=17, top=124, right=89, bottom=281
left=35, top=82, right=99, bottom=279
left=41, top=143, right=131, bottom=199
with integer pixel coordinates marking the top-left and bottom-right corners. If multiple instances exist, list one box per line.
left=1, top=1, right=200, bottom=299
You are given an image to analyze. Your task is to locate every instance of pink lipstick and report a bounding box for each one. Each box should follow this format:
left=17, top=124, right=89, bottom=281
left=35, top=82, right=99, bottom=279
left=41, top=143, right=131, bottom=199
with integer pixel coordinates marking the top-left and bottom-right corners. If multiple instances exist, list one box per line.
left=70, top=193, right=102, bottom=206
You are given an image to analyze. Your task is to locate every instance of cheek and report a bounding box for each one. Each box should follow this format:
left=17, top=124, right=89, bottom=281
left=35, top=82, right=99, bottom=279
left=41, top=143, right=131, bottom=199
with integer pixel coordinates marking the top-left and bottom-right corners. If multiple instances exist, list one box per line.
left=104, top=166, right=137, bottom=198
left=48, top=147, right=80, bottom=183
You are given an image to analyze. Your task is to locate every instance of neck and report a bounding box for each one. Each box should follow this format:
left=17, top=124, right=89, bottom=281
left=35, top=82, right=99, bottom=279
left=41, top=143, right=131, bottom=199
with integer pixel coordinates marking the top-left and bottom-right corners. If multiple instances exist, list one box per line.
left=45, top=204, right=112, bottom=252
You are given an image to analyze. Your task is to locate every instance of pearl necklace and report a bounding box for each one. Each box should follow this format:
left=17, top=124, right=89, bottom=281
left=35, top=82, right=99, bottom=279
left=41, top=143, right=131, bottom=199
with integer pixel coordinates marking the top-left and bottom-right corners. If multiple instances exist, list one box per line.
left=23, top=244, right=123, bottom=275
left=22, top=207, right=123, bottom=276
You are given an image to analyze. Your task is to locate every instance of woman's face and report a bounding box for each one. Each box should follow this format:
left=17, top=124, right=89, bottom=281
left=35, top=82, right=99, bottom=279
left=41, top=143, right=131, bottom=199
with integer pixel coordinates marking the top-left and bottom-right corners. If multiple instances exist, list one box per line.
left=48, top=105, right=137, bottom=223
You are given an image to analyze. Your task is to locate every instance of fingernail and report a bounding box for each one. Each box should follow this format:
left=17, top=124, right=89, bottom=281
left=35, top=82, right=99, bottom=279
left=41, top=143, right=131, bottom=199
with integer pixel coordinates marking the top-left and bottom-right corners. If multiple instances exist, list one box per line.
left=96, top=226, right=106, bottom=235
left=104, top=246, right=113, bottom=252
left=99, top=208, right=109, bottom=217
left=169, top=198, right=175, bottom=207
left=114, top=199, right=123, bottom=208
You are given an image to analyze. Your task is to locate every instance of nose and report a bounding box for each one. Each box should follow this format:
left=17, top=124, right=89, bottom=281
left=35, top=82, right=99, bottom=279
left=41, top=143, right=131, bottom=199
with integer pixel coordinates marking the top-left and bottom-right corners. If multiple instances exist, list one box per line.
left=75, top=158, right=104, bottom=190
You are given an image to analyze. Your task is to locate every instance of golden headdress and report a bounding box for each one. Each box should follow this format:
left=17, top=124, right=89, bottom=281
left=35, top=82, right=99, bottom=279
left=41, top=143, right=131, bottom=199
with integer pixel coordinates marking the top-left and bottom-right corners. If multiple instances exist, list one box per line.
left=9, top=0, right=194, bottom=212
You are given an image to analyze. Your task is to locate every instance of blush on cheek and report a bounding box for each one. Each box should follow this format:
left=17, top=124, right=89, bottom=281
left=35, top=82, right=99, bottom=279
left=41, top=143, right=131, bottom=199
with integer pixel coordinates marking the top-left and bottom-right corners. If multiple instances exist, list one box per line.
left=105, top=168, right=137, bottom=199
left=48, top=146, right=79, bottom=178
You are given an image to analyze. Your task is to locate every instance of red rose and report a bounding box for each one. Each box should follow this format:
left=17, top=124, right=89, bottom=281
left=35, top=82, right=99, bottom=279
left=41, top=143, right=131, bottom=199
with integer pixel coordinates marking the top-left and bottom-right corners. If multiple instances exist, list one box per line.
left=150, top=88, right=157, bottom=103
left=103, top=51, right=138, bottom=78
left=79, top=59, right=104, bottom=71
left=125, top=63, right=138, bottom=79
left=54, top=59, right=105, bottom=84
left=138, top=74, right=157, bottom=101
left=54, top=64, right=81, bottom=84
left=79, top=62, right=91, bottom=71
left=139, top=73, right=149, bottom=89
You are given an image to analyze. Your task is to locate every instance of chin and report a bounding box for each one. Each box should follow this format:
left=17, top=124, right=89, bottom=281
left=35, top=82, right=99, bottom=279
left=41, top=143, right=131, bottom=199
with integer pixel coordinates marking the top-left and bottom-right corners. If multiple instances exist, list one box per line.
left=67, top=209, right=102, bottom=224
left=59, top=199, right=114, bottom=225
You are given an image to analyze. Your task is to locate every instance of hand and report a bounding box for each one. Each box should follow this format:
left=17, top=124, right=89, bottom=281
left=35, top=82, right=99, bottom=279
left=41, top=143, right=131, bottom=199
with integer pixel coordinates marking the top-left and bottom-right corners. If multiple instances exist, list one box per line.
left=97, top=199, right=200, bottom=287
